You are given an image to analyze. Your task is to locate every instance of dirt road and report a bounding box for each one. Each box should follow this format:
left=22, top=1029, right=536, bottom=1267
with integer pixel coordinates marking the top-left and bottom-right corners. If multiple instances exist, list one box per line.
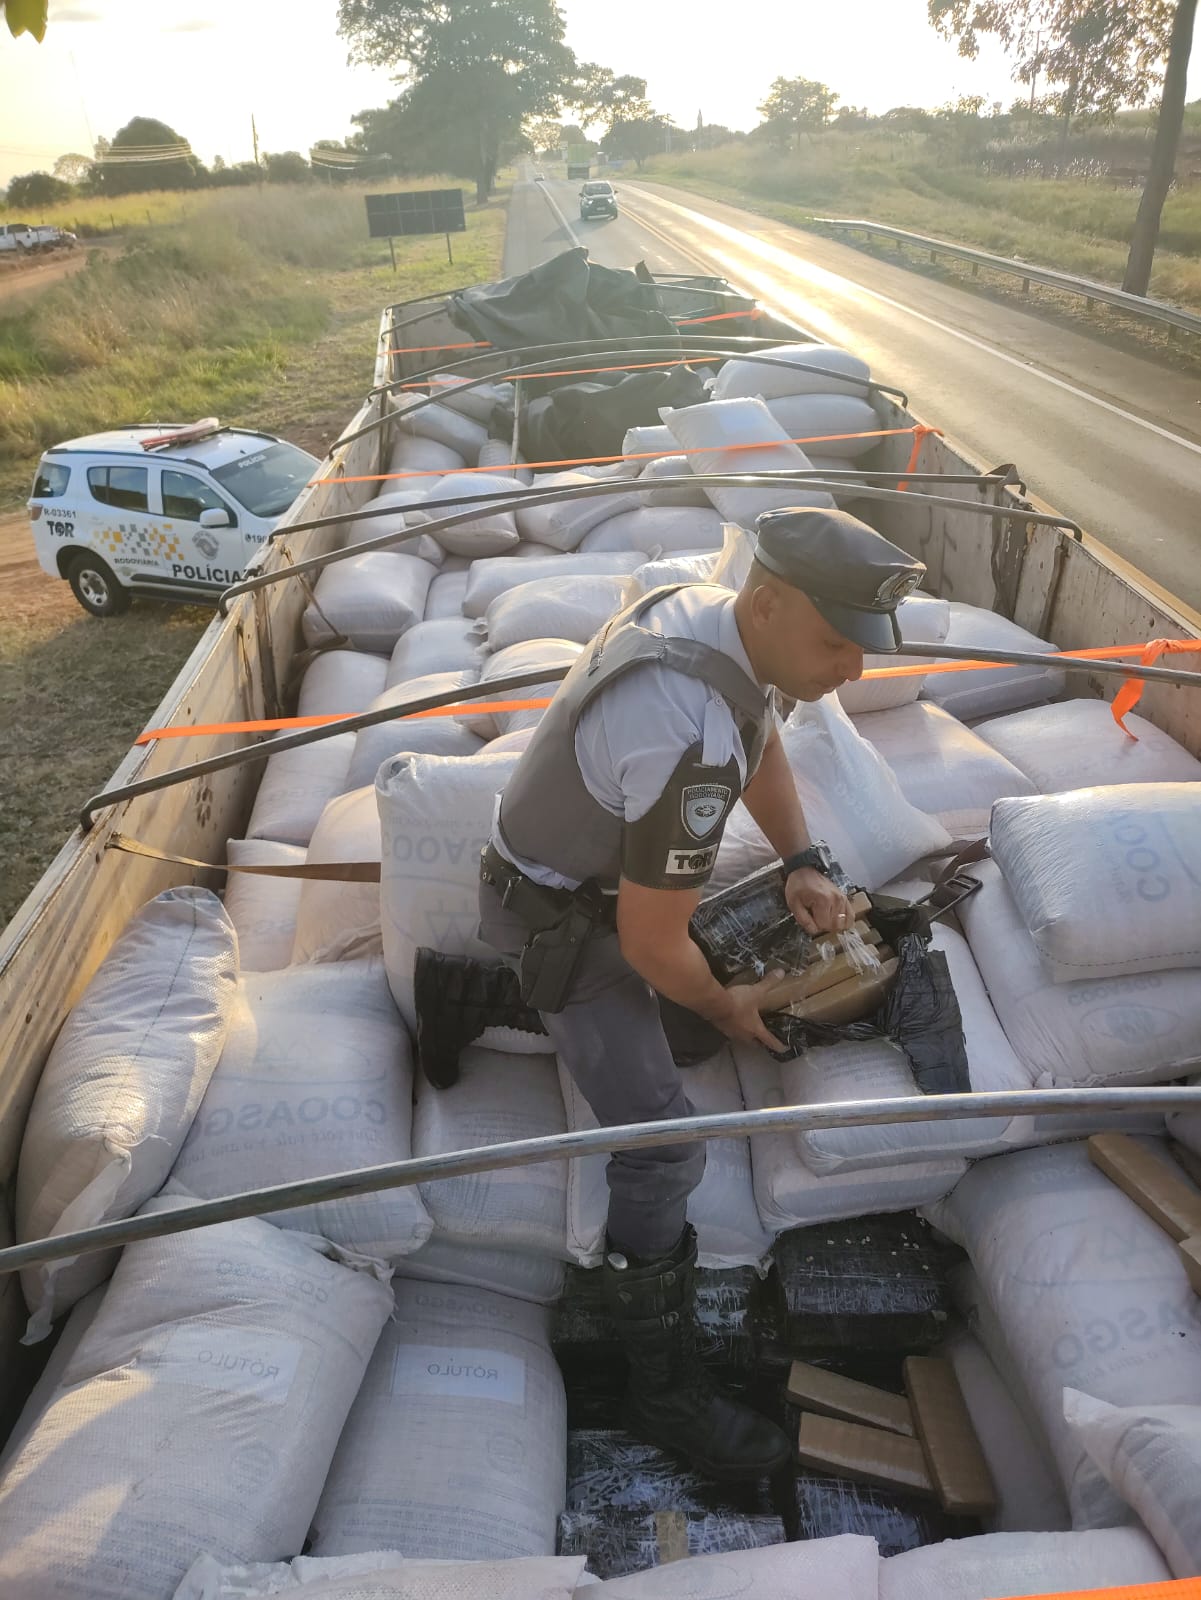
left=0, top=246, right=94, bottom=310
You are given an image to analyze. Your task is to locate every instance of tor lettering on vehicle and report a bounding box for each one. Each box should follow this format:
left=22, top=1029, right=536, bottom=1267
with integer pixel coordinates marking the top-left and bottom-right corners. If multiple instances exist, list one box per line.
left=681, top=783, right=732, bottom=840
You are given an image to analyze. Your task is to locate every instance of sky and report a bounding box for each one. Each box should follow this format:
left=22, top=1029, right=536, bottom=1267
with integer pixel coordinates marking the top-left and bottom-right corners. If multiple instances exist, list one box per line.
left=0, top=0, right=1191, bottom=190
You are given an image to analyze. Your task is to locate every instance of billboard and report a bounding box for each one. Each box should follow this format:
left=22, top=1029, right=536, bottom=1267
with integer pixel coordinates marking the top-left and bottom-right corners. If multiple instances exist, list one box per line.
left=364, top=189, right=466, bottom=239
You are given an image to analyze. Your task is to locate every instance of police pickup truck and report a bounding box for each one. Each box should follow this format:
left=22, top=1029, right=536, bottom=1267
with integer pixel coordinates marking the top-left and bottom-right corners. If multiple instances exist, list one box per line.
left=27, top=419, right=319, bottom=615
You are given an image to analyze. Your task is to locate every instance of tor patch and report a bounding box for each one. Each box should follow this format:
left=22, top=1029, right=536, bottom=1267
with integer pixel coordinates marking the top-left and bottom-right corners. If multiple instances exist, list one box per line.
left=622, top=743, right=742, bottom=890
left=682, top=783, right=732, bottom=840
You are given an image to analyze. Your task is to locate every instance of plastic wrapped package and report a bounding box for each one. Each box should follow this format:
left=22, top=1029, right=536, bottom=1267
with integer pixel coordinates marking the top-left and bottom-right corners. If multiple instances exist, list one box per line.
left=345, top=670, right=485, bottom=791
left=852, top=699, right=1035, bottom=836
left=409, top=472, right=525, bottom=557
left=879, top=1528, right=1171, bottom=1600
left=734, top=1042, right=966, bottom=1234
left=290, top=787, right=380, bottom=964
left=578, top=505, right=725, bottom=554
left=311, top=1278, right=566, bottom=1561
left=176, top=1553, right=586, bottom=1600
left=959, top=861, right=1201, bottom=1087
left=0, top=1205, right=391, bottom=1600
left=990, top=784, right=1201, bottom=983
left=514, top=471, right=642, bottom=550
left=660, top=396, right=836, bottom=528
left=296, top=649, right=388, bottom=718
left=460, top=638, right=581, bottom=738
left=557, top=1511, right=787, bottom=1581
left=245, top=734, right=355, bottom=847
left=793, top=1474, right=962, bottom=1557
left=400, top=1232, right=566, bottom=1305
left=171, top=960, right=432, bottom=1259
left=463, top=550, right=645, bottom=618
left=423, top=566, right=470, bottom=619
left=836, top=594, right=952, bottom=716
left=301, top=552, right=438, bottom=654
left=924, top=1141, right=1201, bottom=1526
left=565, top=1429, right=777, bottom=1521
left=973, top=698, right=1201, bottom=793
left=16, top=888, right=238, bottom=1337
left=222, top=839, right=305, bottom=970
left=483, top=573, right=629, bottom=651
left=384, top=616, right=484, bottom=686
left=712, top=343, right=872, bottom=402
left=412, top=1046, right=569, bottom=1257
left=920, top=603, right=1065, bottom=721
left=397, top=397, right=488, bottom=460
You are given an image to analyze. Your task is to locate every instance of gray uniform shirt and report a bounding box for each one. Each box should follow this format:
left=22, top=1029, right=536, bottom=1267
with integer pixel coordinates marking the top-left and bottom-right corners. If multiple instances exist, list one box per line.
left=493, top=585, right=770, bottom=890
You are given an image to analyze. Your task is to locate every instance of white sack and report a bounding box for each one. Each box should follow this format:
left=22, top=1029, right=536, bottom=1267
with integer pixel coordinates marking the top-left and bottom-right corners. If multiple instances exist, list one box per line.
left=593, top=1533, right=880, bottom=1600
left=921, top=603, right=1065, bottom=721
left=346, top=670, right=484, bottom=791
left=879, top=1528, right=1170, bottom=1600
left=399, top=398, right=488, bottom=461
left=515, top=470, right=642, bottom=551
left=487, top=725, right=537, bottom=756
left=245, top=735, right=355, bottom=848
left=836, top=593, right=951, bottom=715
left=640, top=453, right=712, bottom=506
left=578, top=505, right=725, bottom=555
left=291, top=787, right=380, bottom=964
left=712, top=342, right=873, bottom=402
left=400, top=1232, right=566, bottom=1305
left=960, top=861, right=1201, bottom=1087
left=297, top=650, right=388, bottom=718
left=463, top=638, right=581, bottom=738
left=424, top=566, right=470, bottom=619
left=764, top=393, right=881, bottom=457
left=991, top=784, right=1201, bottom=982
left=384, top=617, right=483, bottom=686
left=625, top=550, right=718, bottom=596
left=943, top=1327, right=1071, bottom=1533
left=430, top=372, right=513, bottom=424
left=560, top=1048, right=771, bottom=1269
left=660, top=396, right=835, bottom=528
left=853, top=699, right=1035, bottom=837
left=387, top=434, right=466, bottom=475
left=781, top=924, right=1034, bottom=1175
left=975, top=698, right=1201, bottom=793
left=622, top=423, right=676, bottom=458
left=302, top=553, right=437, bottom=654
left=223, top=838, right=305, bottom=971
left=412, top=472, right=524, bottom=558
left=0, top=1206, right=391, bottom=1600
left=924, top=1140, right=1201, bottom=1524
left=172, top=960, right=431, bottom=1258
left=343, top=525, right=446, bottom=564
left=311, top=1278, right=566, bottom=1560
left=377, top=749, right=519, bottom=1027
left=413, top=1048, right=568, bottom=1257
left=734, top=1044, right=965, bottom=1232
left=176, top=1552, right=585, bottom=1600
left=16, top=888, right=237, bottom=1336
left=484, top=573, right=627, bottom=652
left=0, top=1286, right=103, bottom=1474
left=709, top=695, right=952, bottom=895
left=1064, top=1388, right=1201, bottom=1579
left=463, top=550, right=644, bottom=619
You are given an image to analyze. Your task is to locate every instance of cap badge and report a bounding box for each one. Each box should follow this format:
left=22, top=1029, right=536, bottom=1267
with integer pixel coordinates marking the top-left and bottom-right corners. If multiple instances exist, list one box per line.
left=875, top=569, right=922, bottom=605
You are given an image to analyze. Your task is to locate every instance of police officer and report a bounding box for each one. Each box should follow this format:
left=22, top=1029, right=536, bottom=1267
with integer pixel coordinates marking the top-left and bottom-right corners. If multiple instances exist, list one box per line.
left=478, top=505, right=926, bottom=1482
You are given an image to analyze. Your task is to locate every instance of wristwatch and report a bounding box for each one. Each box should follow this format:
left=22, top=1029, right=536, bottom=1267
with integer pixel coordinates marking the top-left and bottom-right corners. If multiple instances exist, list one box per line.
left=781, top=842, right=836, bottom=879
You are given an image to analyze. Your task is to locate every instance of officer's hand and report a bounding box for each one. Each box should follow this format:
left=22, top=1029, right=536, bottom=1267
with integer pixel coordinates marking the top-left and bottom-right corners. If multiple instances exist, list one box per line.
left=786, top=867, right=852, bottom=937
left=709, top=974, right=786, bottom=1053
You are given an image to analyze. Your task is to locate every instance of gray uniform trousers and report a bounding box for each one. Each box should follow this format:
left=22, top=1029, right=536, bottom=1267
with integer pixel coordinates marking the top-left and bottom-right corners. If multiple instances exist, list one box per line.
left=478, top=879, right=723, bottom=1258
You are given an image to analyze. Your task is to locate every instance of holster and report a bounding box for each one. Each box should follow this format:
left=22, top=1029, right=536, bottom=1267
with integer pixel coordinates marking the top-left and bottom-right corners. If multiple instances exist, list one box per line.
left=480, top=842, right=615, bottom=1015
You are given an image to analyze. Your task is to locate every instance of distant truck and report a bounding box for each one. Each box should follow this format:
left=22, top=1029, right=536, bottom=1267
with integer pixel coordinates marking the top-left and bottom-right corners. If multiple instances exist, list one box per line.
left=566, top=143, right=592, bottom=181
left=0, top=221, right=77, bottom=255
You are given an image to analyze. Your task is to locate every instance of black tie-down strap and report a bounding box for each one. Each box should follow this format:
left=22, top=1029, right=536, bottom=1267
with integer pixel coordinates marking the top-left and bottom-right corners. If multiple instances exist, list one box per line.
left=414, top=948, right=547, bottom=1089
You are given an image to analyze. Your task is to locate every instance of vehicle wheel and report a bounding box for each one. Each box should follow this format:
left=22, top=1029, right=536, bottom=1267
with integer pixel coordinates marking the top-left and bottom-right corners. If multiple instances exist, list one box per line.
left=68, top=552, right=130, bottom=617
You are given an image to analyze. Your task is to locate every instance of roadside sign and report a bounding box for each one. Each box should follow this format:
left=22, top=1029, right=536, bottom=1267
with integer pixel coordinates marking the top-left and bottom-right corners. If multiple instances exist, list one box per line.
left=365, top=189, right=467, bottom=267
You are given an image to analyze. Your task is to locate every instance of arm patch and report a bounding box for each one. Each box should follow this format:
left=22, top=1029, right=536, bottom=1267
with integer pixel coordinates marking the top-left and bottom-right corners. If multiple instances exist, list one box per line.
left=621, top=742, right=742, bottom=890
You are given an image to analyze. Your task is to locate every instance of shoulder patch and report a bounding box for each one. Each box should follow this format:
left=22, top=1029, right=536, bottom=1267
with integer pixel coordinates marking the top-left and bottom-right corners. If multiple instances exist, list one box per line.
left=681, top=783, right=733, bottom=840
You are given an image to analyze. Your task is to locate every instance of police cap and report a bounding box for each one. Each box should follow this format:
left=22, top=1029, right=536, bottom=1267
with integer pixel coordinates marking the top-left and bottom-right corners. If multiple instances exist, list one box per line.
left=753, top=506, right=926, bottom=653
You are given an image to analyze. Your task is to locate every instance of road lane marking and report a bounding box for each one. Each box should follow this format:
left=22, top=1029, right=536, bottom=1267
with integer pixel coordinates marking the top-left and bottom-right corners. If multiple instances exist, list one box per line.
left=624, top=188, right=1201, bottom=461
left=534, top=178, right=582, bottom=249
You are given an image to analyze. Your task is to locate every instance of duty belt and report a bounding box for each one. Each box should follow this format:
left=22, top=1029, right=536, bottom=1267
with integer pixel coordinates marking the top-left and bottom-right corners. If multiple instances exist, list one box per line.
left=480, top=842, right=617, bottom=932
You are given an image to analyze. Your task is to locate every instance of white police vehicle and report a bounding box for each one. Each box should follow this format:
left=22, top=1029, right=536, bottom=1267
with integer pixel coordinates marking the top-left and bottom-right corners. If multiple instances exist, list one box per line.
left=27, top=419, right=319, bottom=616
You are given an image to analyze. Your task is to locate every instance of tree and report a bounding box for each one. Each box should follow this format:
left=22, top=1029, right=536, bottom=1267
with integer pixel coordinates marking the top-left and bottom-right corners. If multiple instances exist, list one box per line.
left=338, top=0, right=576, bottom=202
left=605, top=114, right=672, bottom=167
left=1124, top=0, right=1198, bottom=292
left=263, top=150, right=311, bottom=183
left=757, top=76, right=839, bottom=150
left=93, top=116, right=201, bottom=194
left=53, top=152, right=93, bottom=185
left=3, top=0, right=46, bottom=40
left=6, top=170, right=69, bottom=207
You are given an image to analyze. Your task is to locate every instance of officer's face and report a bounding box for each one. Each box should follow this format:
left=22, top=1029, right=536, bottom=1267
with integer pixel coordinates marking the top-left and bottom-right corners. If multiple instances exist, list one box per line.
left=743, top=579, right=865, bottom=701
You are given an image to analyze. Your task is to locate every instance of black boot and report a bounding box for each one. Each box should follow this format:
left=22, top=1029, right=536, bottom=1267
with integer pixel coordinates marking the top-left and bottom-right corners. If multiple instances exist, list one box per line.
left=602, top=1224, right=791, bottom=1482
left=413, top=949, right=547, bottom=1088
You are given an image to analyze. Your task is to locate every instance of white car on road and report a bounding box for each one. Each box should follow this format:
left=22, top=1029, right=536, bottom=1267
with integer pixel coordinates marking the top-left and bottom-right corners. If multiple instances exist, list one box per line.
left=28, top=419, right=319, bottom=616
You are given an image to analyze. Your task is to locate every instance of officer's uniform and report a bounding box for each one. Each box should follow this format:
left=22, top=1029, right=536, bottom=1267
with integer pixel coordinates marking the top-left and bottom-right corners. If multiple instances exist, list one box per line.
left=479, top=506, right=925, bottom=1260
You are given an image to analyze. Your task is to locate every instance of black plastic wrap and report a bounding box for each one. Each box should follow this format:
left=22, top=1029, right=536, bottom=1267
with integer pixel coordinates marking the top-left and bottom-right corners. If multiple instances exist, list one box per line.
left=565, top=1430, right=778, bottom=1519
left=557, top=1510, right=787, bottom=1579
left=793, top=1473, right=970, bottom=1556
left=769, top=1213, right=958, bottom=1355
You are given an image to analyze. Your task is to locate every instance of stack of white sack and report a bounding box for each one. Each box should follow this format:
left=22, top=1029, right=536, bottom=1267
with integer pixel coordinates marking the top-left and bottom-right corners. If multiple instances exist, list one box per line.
left=658, top=396, right=836, bottom=530
left=974, top=697, right=1201, bottom=793
left=836, top=594, right=951, bottom=715
left=310, top=1277, right=567, bottom=1561
left=296, top=649, right=388, bottom=717
left=403, top=472, right=526, bottom=557
left=559, top=1047, right=771, bottom=1269
left=245, top=736, right=355, bottom=848
left=924, top=1140, right=1201, bottom=1527
left=461, top=638, right=582, bottom=738
left=396, top=393, right=489, bottom=463
left=639, top=452, right=713, bottom=507
left=385, top=616, right=484, bottom=684
left=776, top=923, right=1037, bottom=1176
left=222, top=839, right=305, bottom=970
left=578, top=504, right=725, bottom=554
left=623, top=521, right=757, bottom=600
left=463, top=550, right=646, bottom=618
left=478, top=438, right=534, bottom=483
left=413, top=1047, right=570, bottom=1259
left=15, top=887, right=238, bottom=1339
left=171, top=958, right=432, bottom=1259
left=734, top=1042, right=966, bottom=1233
left=385, top=434, right=467, bottom=477
left=919, top=601, right=1065, bottom=721
left=853, top=700, right=1036, bottom=837
left=481, top=572, right=630, bottom=651
left=709, top=693, right=951, bottom=895
left=176, top=1552, right=586, bottom=1600
left=301, top=552, right=438, bottom=655
left=712, top=341, right=874, bottom=403
left=427, top=372, right=514, bottom=422
left=291, top=787, right=381, bottom=964
left=879, top=1529, right=1172, bottom=1599
left=346, top=669, right=485, bottom=792
left=338, top=486, right=447, bottom=561
left=514, top=470, right=642, bottom=551
left=0, top=1203, right=392, bottom=1600
left=399, top=1232, right=566, bottom=1305
left=424, top=564, right=472, bottom=619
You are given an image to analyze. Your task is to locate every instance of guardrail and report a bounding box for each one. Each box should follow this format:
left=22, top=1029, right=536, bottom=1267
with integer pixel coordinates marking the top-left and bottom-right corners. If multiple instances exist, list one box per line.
left=814, top=217, right=1201, bottom=339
